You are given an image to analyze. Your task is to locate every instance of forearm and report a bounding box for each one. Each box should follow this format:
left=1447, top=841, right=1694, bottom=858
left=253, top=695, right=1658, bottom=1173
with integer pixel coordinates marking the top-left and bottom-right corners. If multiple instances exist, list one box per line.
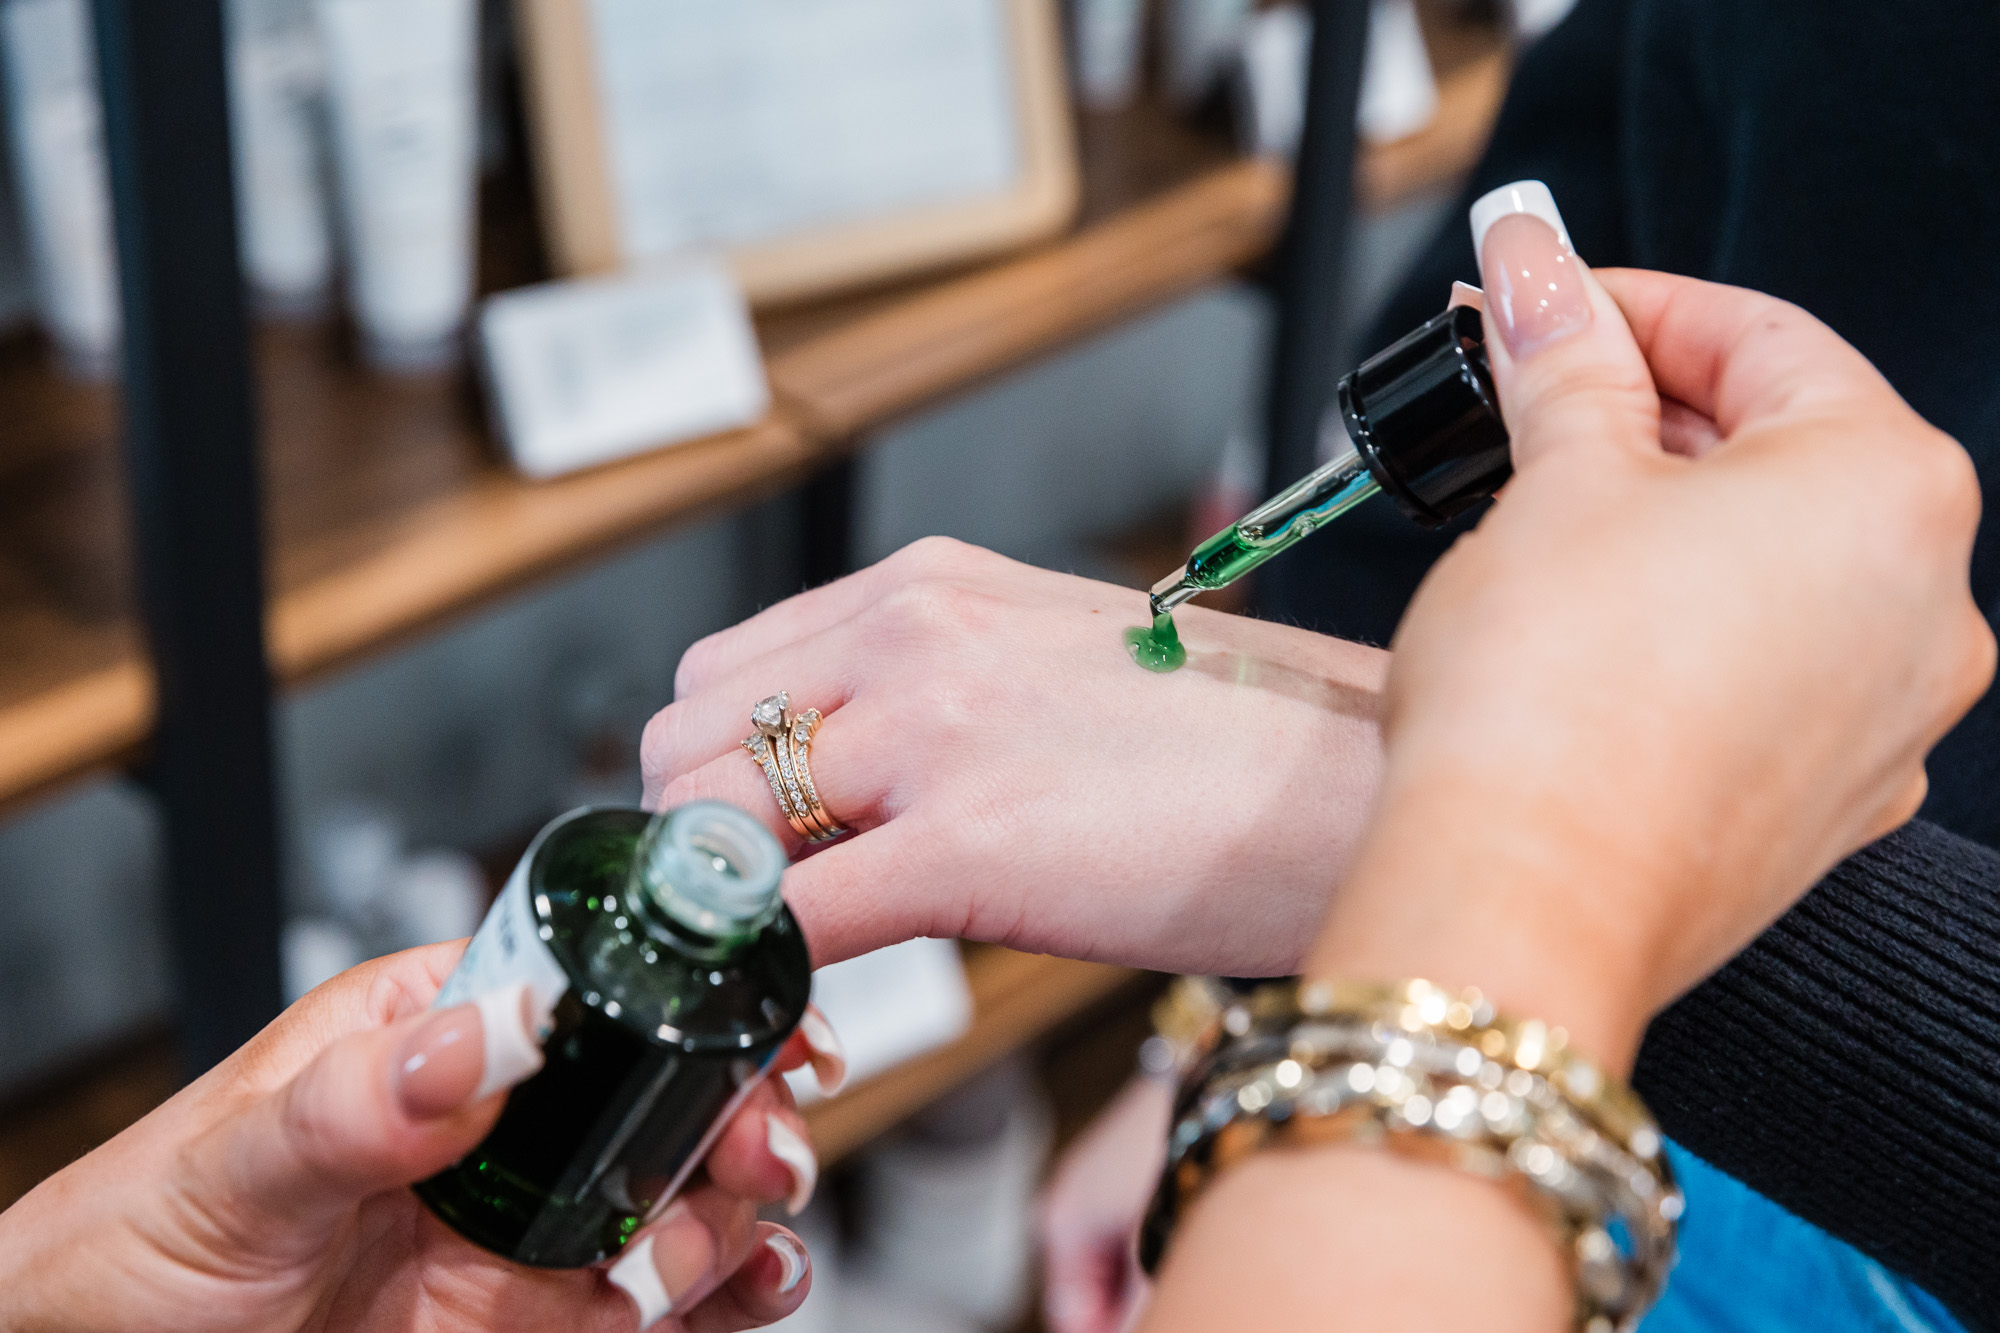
left=1636, top=819, right=2000, bottom=1330
left=1139, top=1147, right=1567, bottom=1333
left=1141, top=777, right=1655, bottom=1331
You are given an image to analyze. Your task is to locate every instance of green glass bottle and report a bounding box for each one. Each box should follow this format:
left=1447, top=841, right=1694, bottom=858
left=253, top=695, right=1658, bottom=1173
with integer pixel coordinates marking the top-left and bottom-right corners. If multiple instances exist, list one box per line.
left=415, top=801, right=812, bottom=1267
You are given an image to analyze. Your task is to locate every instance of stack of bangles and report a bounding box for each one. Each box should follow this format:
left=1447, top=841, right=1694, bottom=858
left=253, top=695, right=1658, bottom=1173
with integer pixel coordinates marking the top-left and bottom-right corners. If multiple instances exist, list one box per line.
left=740, top=692, right=848, bottom=843
left=1139, top=976, right=1682, bottom=1333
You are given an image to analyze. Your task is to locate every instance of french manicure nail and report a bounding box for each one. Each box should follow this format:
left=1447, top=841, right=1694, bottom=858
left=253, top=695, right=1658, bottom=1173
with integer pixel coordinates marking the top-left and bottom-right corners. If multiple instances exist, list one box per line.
left=1469, top=179, right=1591, bottom=359
left=799, top=1006, right=847, bottom=1095
left=608, top=1236, right=675, bottom=1330
left=766, top=1116, right=818, bottom=1216
left=766, top=1232, right=808, bottom=1295
left=608, top=1202, right=716, bottom=1330
left=470, top=981, right=549, bottom=1101
left=393, top=1004, right=485, bottom=1119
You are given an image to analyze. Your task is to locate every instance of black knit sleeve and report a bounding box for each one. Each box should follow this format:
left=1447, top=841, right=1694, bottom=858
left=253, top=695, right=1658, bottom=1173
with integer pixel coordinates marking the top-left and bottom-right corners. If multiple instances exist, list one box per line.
left=1634, top=819, right=2000, bottom=1331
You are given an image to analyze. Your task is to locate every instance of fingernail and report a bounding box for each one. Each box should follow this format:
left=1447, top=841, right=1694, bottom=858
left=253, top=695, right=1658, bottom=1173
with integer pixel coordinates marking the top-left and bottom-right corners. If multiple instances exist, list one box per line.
left=799, top=1006, right=847, bottom=1095
left=471, top=981, right=550, bottom=1101
left=1470, top=179, right=1590, bottom=358
left=394, top=1004, right=485, bottom=1119
left=608, top=1203, right=716, bottom=1330
left=766, top=1231, right=808, bottom=1295
left=766, top=1115, right=818, bottom=1215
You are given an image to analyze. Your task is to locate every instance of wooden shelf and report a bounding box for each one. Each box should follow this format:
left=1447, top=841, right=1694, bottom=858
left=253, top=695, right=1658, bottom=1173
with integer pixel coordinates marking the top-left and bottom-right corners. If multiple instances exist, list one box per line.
left=0, top=28, right=1508, bottom=817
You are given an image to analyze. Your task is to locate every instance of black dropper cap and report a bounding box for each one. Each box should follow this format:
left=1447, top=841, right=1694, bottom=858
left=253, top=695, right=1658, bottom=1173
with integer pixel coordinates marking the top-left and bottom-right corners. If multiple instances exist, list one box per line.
left=1337, top=303, right=1511, bottom=528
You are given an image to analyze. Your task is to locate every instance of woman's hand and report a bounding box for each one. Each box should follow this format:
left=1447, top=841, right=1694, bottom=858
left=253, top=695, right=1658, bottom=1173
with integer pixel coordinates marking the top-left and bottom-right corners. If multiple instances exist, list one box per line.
left=1037, top=1075, right=1173, bottom=1333
left=1311, top=212, right=1997, bottom=1071
left=1142, top=188, right=1994, bottom=1333
left=0, top=944, right=822, bottom=1333
left=643, top=546, right=1387, bottom=976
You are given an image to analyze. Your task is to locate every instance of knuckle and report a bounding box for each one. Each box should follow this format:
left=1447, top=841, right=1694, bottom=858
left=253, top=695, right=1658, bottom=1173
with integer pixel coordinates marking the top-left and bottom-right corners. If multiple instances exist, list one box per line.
left=674, top=632, right=727, bottom=699
left=868, top=576, right=981, bottom=647
left=639, top=706, right=676, bottom=777
left=890, top=534, right=977, bottom=575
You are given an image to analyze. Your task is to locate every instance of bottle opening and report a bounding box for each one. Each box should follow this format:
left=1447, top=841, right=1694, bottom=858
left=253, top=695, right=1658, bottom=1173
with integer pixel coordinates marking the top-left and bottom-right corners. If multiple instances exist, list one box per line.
left=631, top=800, right=785, bottom=944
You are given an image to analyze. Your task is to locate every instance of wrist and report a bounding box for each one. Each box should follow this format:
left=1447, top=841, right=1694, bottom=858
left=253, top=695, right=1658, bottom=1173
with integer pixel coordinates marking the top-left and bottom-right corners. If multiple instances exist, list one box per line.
left=1305, top=768, right=1669, bottom=1074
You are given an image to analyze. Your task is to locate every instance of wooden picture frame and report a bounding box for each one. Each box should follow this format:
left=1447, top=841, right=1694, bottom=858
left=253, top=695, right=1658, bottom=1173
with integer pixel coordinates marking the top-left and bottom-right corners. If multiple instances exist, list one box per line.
left=513, top=0, right=1080, bottom=306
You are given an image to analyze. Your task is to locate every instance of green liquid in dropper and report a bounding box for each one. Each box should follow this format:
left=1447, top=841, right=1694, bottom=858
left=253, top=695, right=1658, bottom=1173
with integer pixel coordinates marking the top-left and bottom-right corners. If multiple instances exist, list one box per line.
left=1124, top=611, right=1186, bottom=673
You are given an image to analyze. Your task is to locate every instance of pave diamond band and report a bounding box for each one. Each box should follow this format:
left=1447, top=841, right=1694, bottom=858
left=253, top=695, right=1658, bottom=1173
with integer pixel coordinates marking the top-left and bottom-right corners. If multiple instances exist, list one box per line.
left=741, top=693, right=846, bottom=843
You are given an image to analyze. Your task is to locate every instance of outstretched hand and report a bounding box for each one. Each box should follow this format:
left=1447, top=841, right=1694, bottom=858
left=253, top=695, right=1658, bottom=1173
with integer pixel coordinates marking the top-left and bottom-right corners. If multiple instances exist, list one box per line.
left=644, top=544, right=1388, bottom=977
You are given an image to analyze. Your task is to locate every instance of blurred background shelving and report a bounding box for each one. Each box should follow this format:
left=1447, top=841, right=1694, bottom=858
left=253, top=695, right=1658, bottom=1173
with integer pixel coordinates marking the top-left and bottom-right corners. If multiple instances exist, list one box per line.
left=0, top=2, right=1521, bottom=1323
left=0, top=34, right=1504, bottom=817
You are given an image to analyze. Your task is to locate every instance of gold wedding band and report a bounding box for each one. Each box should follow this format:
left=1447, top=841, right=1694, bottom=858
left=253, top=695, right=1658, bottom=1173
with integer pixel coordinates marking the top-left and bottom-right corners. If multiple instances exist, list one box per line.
left=741, top=692, right=847, bottom=843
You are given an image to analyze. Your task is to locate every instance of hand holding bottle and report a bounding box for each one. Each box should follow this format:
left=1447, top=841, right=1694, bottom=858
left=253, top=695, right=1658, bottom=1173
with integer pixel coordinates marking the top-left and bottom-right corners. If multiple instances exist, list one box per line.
left=0, top=942, right=829, bottom=1333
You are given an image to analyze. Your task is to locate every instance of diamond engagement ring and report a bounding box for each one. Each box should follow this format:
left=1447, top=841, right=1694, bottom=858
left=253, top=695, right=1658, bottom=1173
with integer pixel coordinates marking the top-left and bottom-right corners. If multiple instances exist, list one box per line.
left=741, top=692, right=847, bottom=843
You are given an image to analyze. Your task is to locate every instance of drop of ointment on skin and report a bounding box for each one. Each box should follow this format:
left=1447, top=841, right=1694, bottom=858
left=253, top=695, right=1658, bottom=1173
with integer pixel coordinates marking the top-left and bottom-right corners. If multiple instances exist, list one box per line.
left=1124, top=611, right=1187, bottom=673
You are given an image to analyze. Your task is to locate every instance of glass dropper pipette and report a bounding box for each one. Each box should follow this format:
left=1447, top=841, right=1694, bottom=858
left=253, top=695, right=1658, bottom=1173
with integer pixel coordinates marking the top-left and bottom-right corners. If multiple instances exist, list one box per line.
left=1150, top=441, right=1381, bottom=614
left=1148, top=296, right=1512, bottom=619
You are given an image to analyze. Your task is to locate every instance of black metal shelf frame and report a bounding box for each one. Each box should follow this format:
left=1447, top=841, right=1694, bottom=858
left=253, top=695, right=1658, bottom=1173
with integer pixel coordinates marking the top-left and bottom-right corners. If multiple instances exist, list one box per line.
left=79, top=0, right=1364, bottom=1077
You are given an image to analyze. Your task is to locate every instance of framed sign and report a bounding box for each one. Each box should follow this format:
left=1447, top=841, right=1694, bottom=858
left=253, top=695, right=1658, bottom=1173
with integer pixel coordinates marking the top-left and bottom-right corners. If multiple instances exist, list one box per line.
left=514, top=0, right=1079, bottom=305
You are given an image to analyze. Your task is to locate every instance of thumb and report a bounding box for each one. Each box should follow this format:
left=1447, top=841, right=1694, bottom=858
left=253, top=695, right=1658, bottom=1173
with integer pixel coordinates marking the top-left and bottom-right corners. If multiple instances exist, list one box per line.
left=1472, top=181, right=1661, bottom=471
left=175, top=983, right=549, bottom=1260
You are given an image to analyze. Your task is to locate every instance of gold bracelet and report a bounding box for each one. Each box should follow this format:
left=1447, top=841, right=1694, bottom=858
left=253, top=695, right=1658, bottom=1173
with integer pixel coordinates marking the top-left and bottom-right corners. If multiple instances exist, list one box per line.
left=1140, top=978, right=1681, bottom=1333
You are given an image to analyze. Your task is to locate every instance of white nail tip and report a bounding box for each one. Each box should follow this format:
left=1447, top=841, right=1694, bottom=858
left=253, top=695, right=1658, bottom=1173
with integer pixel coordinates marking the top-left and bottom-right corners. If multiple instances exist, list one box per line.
left=1469, top=179, right=1573, bottom=256
left=472, top=981, right=547, bottom=1101
left=799, top=1007, right=847, bottom=1095
left=766, top=1233, right=808, bottom=1295
left=609, top=1235, right=675, bottom=1329
left=766, top=1116, right=818, bottom=1216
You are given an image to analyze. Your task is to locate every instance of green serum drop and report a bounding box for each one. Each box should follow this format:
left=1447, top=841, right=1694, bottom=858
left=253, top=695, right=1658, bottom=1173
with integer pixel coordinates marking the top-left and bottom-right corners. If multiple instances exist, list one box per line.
left=1124, top=610, right=1187, bottom=672
left=414, top=802, right=810, bottom=1268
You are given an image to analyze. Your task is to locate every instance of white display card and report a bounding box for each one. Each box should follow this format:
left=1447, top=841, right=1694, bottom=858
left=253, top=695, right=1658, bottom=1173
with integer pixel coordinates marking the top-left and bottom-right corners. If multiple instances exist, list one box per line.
left=479, top=256, right=770, bottom=479
left=785, top=937, right=974, bottom=1104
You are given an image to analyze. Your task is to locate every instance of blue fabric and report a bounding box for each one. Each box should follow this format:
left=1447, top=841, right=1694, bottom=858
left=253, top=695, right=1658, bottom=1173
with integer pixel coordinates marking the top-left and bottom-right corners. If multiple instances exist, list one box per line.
left=1642, top=1144, right=1967, bottom=1333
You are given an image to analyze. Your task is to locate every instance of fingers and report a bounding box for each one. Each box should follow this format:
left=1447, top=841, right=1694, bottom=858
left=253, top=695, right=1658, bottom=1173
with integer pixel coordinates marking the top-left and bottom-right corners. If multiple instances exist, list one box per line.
left=1594, top=267, right=1897, bottom=434
left=767, top=1005, right=847, bottom=1090
left=178, top=985, right=547, bottom=1258
left=679, top=1225, right=813, bottom=1333
left=641, top=633, right=855, bottom=811
left=1471, top=181, right=1660, bottom=473
left=675, top=567, right=880, bottom=700
left=778, top=819, right=949, bottom=966
left=605, top=1187, right=760, bottom=1330
left=1043, top=1236, right=1132, bottom=1333
left=703, top=1076, right=819, bottom=1215
left=651, top=694, right=896, bottom=857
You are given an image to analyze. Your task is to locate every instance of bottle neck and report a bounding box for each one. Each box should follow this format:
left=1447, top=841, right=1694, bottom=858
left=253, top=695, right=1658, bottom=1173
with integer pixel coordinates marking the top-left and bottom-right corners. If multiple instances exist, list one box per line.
left=626, top=801, right=784, bottom=963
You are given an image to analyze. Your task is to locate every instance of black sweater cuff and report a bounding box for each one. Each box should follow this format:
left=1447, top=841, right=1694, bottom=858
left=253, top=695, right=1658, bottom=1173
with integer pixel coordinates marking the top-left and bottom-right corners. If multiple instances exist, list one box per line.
left=1635, top=819, right=2000, bottom=1330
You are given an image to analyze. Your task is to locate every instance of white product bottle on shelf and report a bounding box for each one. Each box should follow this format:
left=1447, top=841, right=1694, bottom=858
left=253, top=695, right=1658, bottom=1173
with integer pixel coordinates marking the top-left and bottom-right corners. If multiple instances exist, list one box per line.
left=226, top=0, right=334, bottom=315
left=1071, top=0, right=1147, bottom=111
left=1163, top=0, right=1253, bottom=108
left=317, top=0, right=476, bottom=371
left=0, top=0, right=119, bottom=377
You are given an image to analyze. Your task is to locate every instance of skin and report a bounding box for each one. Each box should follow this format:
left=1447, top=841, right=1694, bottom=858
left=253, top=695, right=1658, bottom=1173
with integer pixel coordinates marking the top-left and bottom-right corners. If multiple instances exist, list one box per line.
left=645, top=548, right=1389, bottom=976
left=0, top=942, right=820, bottom=1333
left=1101, top=248, right=1993, bottom=1329
left=2, top=247, right=1988, bottom=1326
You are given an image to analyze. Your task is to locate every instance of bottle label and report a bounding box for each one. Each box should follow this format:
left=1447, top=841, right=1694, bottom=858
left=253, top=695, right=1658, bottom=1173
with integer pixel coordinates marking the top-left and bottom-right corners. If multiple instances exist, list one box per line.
left=435, top=825, right=572, bottom=1018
